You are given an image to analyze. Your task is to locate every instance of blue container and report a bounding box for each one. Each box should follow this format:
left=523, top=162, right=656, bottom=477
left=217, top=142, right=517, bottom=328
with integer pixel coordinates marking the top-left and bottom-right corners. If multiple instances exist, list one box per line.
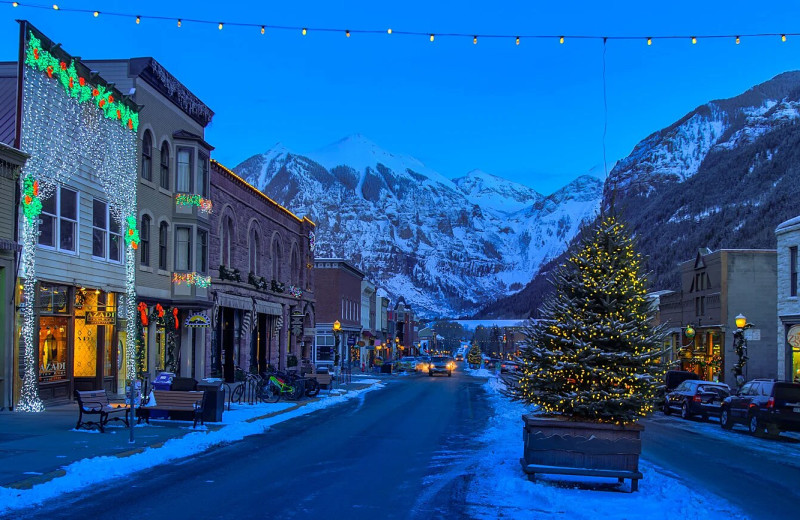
left=148, top=372, right=175, bottom=419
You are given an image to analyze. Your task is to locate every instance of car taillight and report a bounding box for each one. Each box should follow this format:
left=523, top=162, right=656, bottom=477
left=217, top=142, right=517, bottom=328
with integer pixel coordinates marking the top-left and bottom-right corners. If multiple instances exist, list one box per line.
left=693, top=395, right=702, bottom=403
left=766, top=397, right=775, bottom=409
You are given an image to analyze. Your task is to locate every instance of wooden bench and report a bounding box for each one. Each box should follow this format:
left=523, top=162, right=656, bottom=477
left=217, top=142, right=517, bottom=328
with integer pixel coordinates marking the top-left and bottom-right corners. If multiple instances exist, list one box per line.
left=138, top=390, right=206, bottom=428
left=520, top=461, right=643, bottom=492
left=74, top=390, right=130, bottom=433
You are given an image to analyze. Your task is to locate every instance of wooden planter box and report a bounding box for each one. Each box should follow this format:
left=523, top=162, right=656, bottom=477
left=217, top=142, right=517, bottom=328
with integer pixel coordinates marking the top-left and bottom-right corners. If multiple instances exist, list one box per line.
left=520, top=414, right=644, bottom=492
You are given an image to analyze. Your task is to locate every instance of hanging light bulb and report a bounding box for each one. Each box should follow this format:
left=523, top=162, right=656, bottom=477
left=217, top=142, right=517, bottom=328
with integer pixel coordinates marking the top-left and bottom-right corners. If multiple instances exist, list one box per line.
left=302, top=28, right=307, bottom=35
left=136, top=15, right=141, bottom=24
left=93, top=11, right=99, bottom=17
left=430, top=34, right=435, bottom=42
left=735, top=35, right=740, bottom=44
left=559, top=36, right=564, bottom=44
left=781, top=34, right=787, bottom=42
left=515, top=36, right=520, bottom=45
left=261, top=26, right=265, bottom=34
left=473, top=35, right=478, bottom=44
left=691, top=36, right=697, bottom=44
left=218, top=22, right=223, bottom=30
left=647, top=37, right=652, bottom=46
left=177, top=19, right=182, bottom=27
left=52, top=4, right=58, bottom=9
left=12, top=2, right=18, bottom=7
left=346, top=30, right=350, bottom=38
left=387, top=28, right=392, bottom=34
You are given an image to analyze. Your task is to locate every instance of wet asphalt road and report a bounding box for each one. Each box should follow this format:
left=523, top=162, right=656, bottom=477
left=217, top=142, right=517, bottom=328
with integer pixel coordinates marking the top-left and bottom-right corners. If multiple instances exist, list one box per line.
left=642, top=413, right=800, bottom=520
left=11, top=371, right=491, bottom=520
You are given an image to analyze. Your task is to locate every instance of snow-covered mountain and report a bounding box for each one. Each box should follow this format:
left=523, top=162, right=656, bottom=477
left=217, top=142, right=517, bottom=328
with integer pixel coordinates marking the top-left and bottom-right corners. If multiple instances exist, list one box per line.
left=234, top=135, right=602, bottom=317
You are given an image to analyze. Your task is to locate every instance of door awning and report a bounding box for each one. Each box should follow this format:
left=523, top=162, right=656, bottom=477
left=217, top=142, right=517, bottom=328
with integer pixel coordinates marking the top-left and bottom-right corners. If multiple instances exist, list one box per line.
left=216, top=293, right=252, bottom=311
left=255, top=299, right=282, bottom=316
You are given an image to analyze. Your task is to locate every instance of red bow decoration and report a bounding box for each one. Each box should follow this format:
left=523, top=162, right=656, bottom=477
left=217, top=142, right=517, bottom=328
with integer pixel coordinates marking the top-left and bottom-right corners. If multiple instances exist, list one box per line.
left=172, top=308, right=179, bottom=329
left=156, top=303, right=164, bottom=318
left=137, top=302, right=149, bottom=326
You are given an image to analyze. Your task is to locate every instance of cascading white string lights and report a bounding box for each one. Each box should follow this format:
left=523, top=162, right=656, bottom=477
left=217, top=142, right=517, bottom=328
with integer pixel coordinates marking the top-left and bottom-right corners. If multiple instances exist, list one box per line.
left=17, top=30, right=139, bottom=411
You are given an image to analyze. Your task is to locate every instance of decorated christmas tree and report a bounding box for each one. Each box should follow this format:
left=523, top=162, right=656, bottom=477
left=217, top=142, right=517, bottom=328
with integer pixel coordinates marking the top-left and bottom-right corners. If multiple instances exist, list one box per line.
left=511, top=216, right=665, bottom=423
left=467, top=344, right=483, bottom=367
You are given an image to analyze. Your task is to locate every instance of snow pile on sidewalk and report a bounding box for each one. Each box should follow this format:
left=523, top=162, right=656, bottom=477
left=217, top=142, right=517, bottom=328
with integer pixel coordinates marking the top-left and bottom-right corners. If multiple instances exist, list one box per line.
left=0, top=383, right=384, bottom=514
left=465, top=376, right=747, bottom=520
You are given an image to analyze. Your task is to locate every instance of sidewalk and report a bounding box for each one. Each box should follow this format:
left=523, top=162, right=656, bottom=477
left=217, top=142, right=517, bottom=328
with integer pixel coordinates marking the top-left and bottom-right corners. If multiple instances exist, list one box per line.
left=0, top=374, right=387, bottom=505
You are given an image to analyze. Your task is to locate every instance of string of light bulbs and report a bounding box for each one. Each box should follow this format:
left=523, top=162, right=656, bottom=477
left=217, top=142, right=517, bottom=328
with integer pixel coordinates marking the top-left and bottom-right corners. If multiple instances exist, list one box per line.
left=3, top=1, right=798, bottom=45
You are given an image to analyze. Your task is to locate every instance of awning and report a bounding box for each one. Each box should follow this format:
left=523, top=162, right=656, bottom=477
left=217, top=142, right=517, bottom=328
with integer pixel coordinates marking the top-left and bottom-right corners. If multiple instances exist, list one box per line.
left=216, top=293, right=252, bottom=311
left=255, top=299, right=282, bottom=316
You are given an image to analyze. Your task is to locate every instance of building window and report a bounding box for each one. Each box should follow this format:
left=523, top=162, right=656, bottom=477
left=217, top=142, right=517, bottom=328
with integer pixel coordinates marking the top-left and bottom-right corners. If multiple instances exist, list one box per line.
left=176, top=147, right=193, bottom=193
left=249, top=227, right=259, bottom=275
left=142, top=130, right=153, bottom=181
left=159, top=221, right=168, bottom=270
left=791, top=246, right=798, bottom=297
left=272, top=239, right=282, bottom=281
left=175, top=226, right=192, bottom=272
left=221, top=215, right=233, bottom=266
left=198, top=152, right=209, bottom=197
left=160, top=142, right=170, bottom=190
left=197, top=229, right=208, bottom=274
left=39, top=187, right=77, bottom=253
left=695, top=296, right=705, bottom=317
left=140, top=215, right=151, bottom=266
left=92, top=199, right=121, bottom=262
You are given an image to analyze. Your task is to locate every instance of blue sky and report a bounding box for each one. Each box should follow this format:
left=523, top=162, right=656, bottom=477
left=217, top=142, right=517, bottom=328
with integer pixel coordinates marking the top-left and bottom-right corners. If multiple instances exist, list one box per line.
left=2, top=1, right=800, bottom=194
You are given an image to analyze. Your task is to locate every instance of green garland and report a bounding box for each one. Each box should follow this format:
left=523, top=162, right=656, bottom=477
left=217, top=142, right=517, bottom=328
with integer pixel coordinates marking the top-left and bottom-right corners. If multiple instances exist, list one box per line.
left=21, top=176, right=42, bottom=223
left=25, top=32, right=139, bottom=132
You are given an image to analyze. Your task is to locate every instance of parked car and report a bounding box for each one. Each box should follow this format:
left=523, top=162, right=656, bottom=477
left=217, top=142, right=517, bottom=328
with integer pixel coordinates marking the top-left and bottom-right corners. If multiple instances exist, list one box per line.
left=500, top=361, right=519, bottom=374
left=428, top=356, right=455, bottom=377
left=485, top=358, right=501, bottom=369
left=454, top=353, right=464, bottom=361
left=663, top=380, right=730, bottom=420
left=720, top=379, right=800, bottom=436
left=398, top=356, right=416, bottom=372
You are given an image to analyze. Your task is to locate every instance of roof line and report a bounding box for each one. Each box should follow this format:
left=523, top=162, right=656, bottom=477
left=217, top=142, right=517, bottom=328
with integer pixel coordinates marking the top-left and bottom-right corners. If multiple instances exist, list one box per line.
left=210, top=158, right=315, bottom=226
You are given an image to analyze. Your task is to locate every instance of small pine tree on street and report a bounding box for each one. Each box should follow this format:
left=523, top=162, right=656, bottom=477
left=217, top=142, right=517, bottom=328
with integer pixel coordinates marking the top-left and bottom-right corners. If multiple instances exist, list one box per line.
left=467, top=344, right=483, bottom=367
left=511, top=216, right=665, bottom=423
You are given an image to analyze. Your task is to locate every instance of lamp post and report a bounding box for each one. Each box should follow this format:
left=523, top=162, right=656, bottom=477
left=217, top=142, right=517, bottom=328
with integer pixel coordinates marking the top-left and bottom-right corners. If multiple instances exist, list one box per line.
left=732, top=313, right=753, bottom=389
left=332, top=320, right=342, bottom=380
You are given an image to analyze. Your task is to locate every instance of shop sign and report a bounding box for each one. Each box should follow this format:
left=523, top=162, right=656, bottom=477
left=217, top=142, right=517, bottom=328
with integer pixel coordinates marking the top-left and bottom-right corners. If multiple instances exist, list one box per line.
left=787, top=324, right=800, bottom=349
left=290, top=312, right=304, bottom=336
left=347, top=335, right=356, bottom=347
left=184, top=312, right=211, bottom=328
left=85, top=311, right=115, bottom=325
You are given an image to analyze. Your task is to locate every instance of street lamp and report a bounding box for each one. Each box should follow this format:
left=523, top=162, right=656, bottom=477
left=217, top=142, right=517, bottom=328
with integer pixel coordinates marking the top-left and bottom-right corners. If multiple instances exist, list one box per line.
left=732, top=313, right=753, bottom=389
left=332, top=320, right=342, bottom=378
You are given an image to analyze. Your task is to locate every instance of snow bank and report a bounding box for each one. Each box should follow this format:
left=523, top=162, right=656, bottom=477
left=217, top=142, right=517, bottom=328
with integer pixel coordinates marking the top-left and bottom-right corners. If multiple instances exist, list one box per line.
left=0, top=383, right=384, bottom=514
left=466, top=376, right=747, bottom=519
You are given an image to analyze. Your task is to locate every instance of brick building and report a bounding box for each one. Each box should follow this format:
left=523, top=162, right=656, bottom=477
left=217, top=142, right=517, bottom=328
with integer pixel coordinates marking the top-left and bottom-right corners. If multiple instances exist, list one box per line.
left=209, top=161, right=315, bottom=381
left=776, top=216, right=800, bottom=382
left=313, top=259, right=364, bottom=368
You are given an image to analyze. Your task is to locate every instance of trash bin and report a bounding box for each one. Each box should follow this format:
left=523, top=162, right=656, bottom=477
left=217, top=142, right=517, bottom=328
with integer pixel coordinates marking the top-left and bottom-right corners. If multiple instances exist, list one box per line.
left=150, top=372, right=175, bottom=419
left=197, top=379, right=225, bottom=422
left=381, top=362, right=394, bottom=374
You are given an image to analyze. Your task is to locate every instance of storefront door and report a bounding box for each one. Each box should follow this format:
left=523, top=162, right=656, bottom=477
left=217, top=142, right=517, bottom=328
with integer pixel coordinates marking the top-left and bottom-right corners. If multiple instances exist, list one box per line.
left=221, top=307, right=235, bottom=382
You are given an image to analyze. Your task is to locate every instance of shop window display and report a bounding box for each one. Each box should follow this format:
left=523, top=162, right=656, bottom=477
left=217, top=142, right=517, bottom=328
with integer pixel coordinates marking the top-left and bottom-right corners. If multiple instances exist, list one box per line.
left=38, top=317, right=68, bottom=383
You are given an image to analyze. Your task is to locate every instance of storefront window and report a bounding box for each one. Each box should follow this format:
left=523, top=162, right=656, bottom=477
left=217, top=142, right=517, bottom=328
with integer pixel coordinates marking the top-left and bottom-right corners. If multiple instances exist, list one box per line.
left=155, top=325, right=166, bottom=372
left=39, top=284, right=69, bottom=314
left=793, top=348, right=800, bottom=383
left=316, top=333, right=334, bottom=361
left=73, top=290, right=117, bottom=379
left=38, top=317, right=68, bottom=383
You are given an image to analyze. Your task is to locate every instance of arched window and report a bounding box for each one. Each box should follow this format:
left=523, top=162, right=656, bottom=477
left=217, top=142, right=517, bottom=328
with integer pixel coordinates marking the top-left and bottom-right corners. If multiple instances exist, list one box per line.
left=141, top=131, right=153, bottom=181
left=249, top=227, right=259, bottom=275
left=158, top=221, right=168, bottom=270
left=159, top=142, right=170, bottom=190
left=272, top=238, right=283, bottom=282
left=222, top=215, right=234, bottom=266
left=290, top=247, right=299, bottom=285
left=140, top=215, right=151, bottom=266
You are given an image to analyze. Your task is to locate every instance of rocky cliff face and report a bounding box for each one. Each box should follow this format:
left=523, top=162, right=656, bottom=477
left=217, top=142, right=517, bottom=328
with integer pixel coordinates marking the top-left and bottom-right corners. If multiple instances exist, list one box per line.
left=234, top=134, right=602, bottom=317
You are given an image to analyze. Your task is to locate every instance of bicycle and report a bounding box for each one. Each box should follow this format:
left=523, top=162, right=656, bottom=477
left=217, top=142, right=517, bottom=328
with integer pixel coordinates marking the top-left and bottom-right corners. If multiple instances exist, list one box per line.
left=263, top=370, right=304, bottom=401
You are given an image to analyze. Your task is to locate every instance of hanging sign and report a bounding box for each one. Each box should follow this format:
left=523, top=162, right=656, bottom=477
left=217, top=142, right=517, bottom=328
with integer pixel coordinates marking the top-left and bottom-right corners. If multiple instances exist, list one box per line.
left=787, top=324, right=800, bottom=349
left=290, top=312, right=304, bottom=336
left=85, top=311, right=115, bottom=325
left=184, top=312, right=211, bottom=328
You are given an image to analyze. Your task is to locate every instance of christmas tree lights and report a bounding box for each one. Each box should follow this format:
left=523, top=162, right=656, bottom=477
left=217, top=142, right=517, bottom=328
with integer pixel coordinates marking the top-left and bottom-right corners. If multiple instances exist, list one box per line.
left=172, top=272, right=212, bottom=288
left=175, top=193, right=213, bottom=214
left=510, top=216, right=665, bottom=424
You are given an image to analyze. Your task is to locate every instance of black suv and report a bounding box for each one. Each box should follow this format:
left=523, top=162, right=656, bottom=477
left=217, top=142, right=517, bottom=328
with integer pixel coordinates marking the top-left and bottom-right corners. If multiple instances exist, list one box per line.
left=720, top=379, right=800, bottom=436
left=663, top=380, right=730, bottom=420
